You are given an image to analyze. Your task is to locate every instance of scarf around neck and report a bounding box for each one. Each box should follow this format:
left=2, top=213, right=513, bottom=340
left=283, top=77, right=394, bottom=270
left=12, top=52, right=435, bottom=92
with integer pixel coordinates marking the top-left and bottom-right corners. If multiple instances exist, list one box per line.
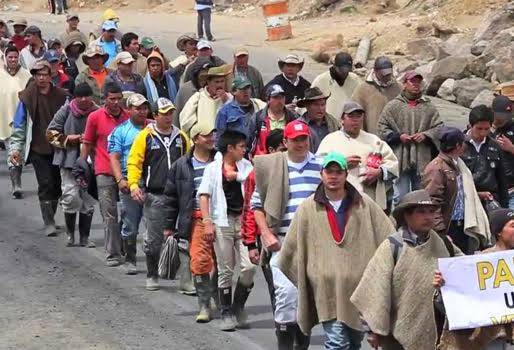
left=69, top=99, right=98, bottom=118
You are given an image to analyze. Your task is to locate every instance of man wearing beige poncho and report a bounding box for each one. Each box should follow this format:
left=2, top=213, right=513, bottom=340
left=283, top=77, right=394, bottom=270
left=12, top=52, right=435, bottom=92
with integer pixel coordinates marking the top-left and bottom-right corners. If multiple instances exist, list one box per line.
left=351, top=190, right=463, bottom=350
left=278, top=151, right=394, bottom=349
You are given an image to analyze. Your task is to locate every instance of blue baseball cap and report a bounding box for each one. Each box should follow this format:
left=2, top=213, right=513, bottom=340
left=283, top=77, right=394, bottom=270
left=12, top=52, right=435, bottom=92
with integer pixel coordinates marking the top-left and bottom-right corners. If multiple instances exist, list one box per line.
left=102, top=20, right=118, bottom=31
left=43, top=49, right=60, bottom=63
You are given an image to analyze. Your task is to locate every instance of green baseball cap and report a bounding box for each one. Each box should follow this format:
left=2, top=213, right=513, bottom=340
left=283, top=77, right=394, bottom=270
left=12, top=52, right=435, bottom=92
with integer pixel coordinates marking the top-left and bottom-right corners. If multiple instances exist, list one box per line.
left=140, top=37, right=156, bottom=50
left=232, top=76, right=252, bottom=90
left=322, top=152, right=348, bottom=170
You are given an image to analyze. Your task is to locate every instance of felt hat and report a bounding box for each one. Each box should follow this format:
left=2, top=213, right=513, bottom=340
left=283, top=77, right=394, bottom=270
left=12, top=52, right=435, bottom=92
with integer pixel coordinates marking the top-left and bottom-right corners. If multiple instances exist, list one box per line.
left=296, top=86, right=329, bottom=108
left=392, top=190, right=438, bottom=224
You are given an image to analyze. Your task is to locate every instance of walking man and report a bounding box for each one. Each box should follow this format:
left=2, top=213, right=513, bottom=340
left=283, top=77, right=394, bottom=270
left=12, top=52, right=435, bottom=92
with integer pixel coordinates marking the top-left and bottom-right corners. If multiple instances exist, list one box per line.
left=75, top=45, right=111, bottom=105
left=105, top=51, right=146, bottom=96
left=108, top=93, right=151, bottom=275
left=127, top=97, right=189, bottom=290
left=198, top=130, right=255, bottom=331
left=19, top=26, right=46, bottom=70
left=162, top=123, right=217, bottom=322
left=195, top=0, right=214, bottom=41
left=92, top=20, right=121, bottom=67
left=10, top=61, right=68, bottom=236
left=232, top=47, right=264, bottom=99
left=279, top=152, right=394, bottom=350
left=47, top=83, right=98, bottom=247
left=81, top=82, right=129, bottom=266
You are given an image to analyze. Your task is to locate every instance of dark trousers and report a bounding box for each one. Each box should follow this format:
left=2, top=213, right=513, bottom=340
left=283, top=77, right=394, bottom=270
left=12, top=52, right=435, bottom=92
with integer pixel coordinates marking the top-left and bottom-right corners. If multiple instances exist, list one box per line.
left=448, top=220, right=469, bottom=254
left=30, top=151, right=62, bottom=201
left=197, top=8, right=213, bottom=40
left=48, top=0, right=55, bottom=13
left=257, top=237, right=276, bottom=313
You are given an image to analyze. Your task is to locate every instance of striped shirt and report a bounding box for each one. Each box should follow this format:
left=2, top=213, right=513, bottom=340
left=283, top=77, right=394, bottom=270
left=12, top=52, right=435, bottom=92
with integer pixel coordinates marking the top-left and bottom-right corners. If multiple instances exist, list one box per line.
left=251, top=153, right=322, bottom=234
left=192, top=157, right=209, bottom=209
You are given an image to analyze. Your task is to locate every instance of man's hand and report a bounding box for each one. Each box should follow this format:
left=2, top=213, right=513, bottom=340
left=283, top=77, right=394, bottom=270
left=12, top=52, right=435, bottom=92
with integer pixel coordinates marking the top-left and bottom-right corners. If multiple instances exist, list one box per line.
left=216, top=89, right=229, bottom=103
left=367, top=333, right=380, bottom=349
left=66, top=134, right=82, bottom=146
left=411, top=132, right=426, bottom=143
left=285, top=103, right=297, bottom=111
left=433, top=270, right=445, bottom=289
left=497, top=135, right=514, bottom=154
left=131, top=187, right=146, bottom=204
left=359, top=167, right=382, bottom=185
left=346, top=155, right=362, bottom=169
left=261, top=228, right=280, bottom=252
left=477, top=191, right=494, bottom=201
left=118, top=179, right=129, bottom=194
left=203, top=221, right=216, bottom=243
left=163, top=229, right=174, bottom=238
left=400, top=133, right=412, bottom=144
left=10, top=150, right=21, bottom=166
left=249, top=248, right=260, bottom=265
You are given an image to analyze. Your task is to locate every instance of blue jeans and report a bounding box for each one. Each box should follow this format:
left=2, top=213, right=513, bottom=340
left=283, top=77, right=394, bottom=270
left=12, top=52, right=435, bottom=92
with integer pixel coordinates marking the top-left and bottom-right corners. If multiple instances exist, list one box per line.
left=393, top=168, right=422, bottom=205
left=322, top=320, right=363, bottom=350
left=120, top=192, right=144, bottom=240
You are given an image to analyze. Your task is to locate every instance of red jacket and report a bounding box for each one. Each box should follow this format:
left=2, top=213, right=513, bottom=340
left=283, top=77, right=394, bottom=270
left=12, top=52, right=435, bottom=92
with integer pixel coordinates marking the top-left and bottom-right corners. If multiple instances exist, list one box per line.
left=241, top=170, right=258, bottom=249
left=252, top=107, right=298, bottom=157
left=10, top=34, right=26, bottom=51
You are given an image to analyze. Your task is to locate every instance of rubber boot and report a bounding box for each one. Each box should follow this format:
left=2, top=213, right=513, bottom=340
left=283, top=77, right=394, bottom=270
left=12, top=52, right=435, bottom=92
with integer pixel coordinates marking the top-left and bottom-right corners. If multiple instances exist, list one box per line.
left=64, top=212, right=77, bottom=247
left=178, top=249, right=196, bottom=295
left=218, top=287, right=236, bottom=331
left=210, top=270, right=219, bottom=312
left=232, top=280, right=253, bottom=329
left=39, top=200, right=57, bottom=236
left=275, top=323, right=295, bottom=350
left=123, top=239, right=137, bottom=275
left=145, top=254, right=160, bottom=291
left=194, top=274, right=212, bottom=323
left=51, top=200, right=63, bottom=230
left=9, top=166, right=22, bottom=199
left=78, top=213, right=95, bottom=247
left=293, top=323, right=310, bottom=350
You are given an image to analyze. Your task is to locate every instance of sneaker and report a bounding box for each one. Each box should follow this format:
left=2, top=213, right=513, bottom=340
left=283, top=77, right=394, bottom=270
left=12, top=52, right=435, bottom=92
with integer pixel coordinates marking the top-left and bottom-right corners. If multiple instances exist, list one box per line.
left=219, top=311, right=236, bottom=331
left=125, top=262, right=137, bottom=275
left=146, top=277, right=159, bottom=291
left=106, top=258, right=121, bottom=267
left=45, top=224, right=57, bottom=237
left=195, top=305, right=211, bottom=323
left=234, top=308, right=249, bottom=329
left=80, top=237, right=96, bottom=248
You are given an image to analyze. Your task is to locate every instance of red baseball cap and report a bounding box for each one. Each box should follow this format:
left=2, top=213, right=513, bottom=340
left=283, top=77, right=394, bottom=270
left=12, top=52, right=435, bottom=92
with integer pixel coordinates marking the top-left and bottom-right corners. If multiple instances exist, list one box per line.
left=403, top=70, right=423, bottom=82
left=284, top=120, right=310, bottom=139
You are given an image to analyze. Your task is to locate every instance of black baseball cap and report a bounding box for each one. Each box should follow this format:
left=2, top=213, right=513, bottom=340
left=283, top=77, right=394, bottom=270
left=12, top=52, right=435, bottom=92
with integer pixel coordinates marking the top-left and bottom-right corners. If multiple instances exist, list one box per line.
left=333, top=52, right=353, bottom=69
left=489, top=208, right=514, bottom=237
left=492, top=95, right=513, bottom=120
left=439, top=126, right=465, bottom=152
left=374, top=56, right=393, bottom=75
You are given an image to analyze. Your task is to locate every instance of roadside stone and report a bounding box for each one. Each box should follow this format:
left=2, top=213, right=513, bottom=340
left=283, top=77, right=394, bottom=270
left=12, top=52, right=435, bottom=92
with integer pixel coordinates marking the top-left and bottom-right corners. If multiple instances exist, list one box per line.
left=471, top=40, right=488, bottom=56
left=441, top=34, right=472, bottom=57
left=310, top=34, right=345, bottom=63
left=428, top=96, right=470, bottom=129
left=437, top=79, right=456, bottom=102
left=473, top=1, right=514, bottom=43
left=406, top=37, right=449, bottom=61
left=470, top=89, right=496, bottom=108
left=453, top=77, right=493, bottom=108
left=490, top=45, right=514, bottom=83
left=425, top=56, right=472, bottom=95
left=432, top=21, right=458, bottom=39
left=467, top=55, right=490, bottom=79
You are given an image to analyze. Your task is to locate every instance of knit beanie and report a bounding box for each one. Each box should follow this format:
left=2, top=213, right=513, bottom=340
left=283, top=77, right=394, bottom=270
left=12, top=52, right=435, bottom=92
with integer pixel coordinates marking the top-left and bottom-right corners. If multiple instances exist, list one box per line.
left=74, top=83, right=93, bottom=97
left=489, top=208, right=514, bottom=237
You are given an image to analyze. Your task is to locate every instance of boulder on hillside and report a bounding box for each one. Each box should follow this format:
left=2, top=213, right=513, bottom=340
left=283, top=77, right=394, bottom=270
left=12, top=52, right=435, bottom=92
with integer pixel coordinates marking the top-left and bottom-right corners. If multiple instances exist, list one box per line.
left=428, top=96, right=470, bottom=130
left=470, top=89, right=496, bottom=108
left=441, top=34, right=472, bottom=57
left=467, top=55, right=490, bottom=79
left=471, top=40, right=488, bottom=56
left=473, top=1, right=514, bottom=43
left=490, top=45, right=514, bottom=83
left=415, top=60, right=436, bottom=80
left=437, top=79, right=456, bottom=102
left=406, top=38, right=449, bottom=61
left=425, top=56, right=472, bottom=96
left=453, top=78, right=493, bottom=108
left=311, top=34, right=345, bottom=63
left=481, top=28, right=514, bottom=61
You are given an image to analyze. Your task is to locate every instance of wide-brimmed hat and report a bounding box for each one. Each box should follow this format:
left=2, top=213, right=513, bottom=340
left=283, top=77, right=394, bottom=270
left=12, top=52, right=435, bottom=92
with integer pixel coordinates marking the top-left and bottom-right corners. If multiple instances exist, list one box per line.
left=176, top=33, right=198, bottom=51
left=278, top=54, right=304, bottom=70
left=115, top=51, right=135, bottom=65
left=207, top=66, right=229, bottom=78
left=82, top=45, right=109, bottom=65
left=12, top=18, right=27, bottom=27
left=297, top=87, right=329, bottom=108
left=392, top=190, right=438, bottom=224
left=29, top=60, right=51, bottom=75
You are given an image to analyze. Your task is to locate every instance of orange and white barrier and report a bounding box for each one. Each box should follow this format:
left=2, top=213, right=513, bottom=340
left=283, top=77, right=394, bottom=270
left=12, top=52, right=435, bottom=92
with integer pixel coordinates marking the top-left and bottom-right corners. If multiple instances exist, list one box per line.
left=262, top=0, right=293, bottom=41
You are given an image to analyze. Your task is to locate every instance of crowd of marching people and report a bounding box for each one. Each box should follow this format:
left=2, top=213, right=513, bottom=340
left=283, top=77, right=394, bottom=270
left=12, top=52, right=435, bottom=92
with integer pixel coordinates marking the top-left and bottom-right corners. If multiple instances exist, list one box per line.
left=1, top=8, right=514, bottom=350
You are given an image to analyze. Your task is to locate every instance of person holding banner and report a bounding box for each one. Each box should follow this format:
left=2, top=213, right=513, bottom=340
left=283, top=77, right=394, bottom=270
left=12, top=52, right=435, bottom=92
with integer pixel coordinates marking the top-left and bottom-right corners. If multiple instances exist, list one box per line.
left=351, top=190, right=463, bottom=350
left=433, top=207, right=514, bottom=350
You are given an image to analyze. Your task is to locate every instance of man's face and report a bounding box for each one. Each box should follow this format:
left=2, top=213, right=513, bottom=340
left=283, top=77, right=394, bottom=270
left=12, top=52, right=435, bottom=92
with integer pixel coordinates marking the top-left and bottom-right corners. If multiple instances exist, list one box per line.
left=126, top=39, right=140, bottom=56
left=0, top=22, right=7, bottom=37
left=494, top=115, right=511, bottom=128
left=198, top=47, right=212, bottom=57
left=234, top=87, right=251, bottom=105
left=140, top=47, right=152, bottom=57
left=234, top=54, right=249, bottom=68
left=75, top=95, right=94, bottom=111
left=498, top=219, right=514, bottom=249
left=68, top=43, right=82, bottom=56
left=87, top=55, right=104, bottom=71
left=404, top=77, right=422, bottom=95
left=34, top=68, right=51, bottom=88
left=470, top=121, right=491, bottom=142
left=268, top=95, right=285, bottom=110
left=5, top=51, right=19, bottom=70
left=227, top=140, right=247, bottom=161
left=285, top=135, right=309, bottom=159
left=321, top=164, right=347, bottom=191
left=207, top=77, right=226, bottom=93
left=51, top=44, right=63, bottom=56
left=13, top=25, right=26, bottom=35
left=148, top=59, right=163, bottom=77
left=25, top=33, right=39, bottom=45
left=103, top=29, right=116, bottom=41
left=194, top=131, right=216, bottom=151
left=185, top=41, right=198, bottom=56
left=306, top=99, right=326, bottom=120
left=269, top=143, right=287, bottom=153
left=282, top=63, right=301, bottom=79
left=404, top=206, right=436, bottom=233
left=105, top=92, right=123, bottom=112
left=68, top=18, right=79, bottom=30
left=375, top=68, right=392, bottom=84
left=130, top=104, right=149, bottom=124
left=49, top=61, right=60, bottom=77
left=118, top=62, right=133, bottom=75
left=334, top=66, right=350, bottom=80
left=343, top=111, right=364, bottom=135
left=155, top=110, right=174, bottom=130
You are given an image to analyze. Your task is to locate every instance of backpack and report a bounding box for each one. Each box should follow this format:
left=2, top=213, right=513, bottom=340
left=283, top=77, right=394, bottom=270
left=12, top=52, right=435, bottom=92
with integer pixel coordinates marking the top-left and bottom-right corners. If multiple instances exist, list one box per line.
left=388, top=231, right=455, bottom=265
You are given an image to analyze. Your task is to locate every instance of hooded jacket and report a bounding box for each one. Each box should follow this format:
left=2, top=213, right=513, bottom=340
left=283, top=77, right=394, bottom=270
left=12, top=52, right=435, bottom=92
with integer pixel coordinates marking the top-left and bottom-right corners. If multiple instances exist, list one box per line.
left=144, top=50, right=179, bottom=111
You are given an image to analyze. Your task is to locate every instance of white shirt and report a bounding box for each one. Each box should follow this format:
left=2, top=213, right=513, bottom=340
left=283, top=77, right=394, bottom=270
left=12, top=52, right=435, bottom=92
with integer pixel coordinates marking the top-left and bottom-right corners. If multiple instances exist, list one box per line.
left=469, top=137, right=486, bottom=153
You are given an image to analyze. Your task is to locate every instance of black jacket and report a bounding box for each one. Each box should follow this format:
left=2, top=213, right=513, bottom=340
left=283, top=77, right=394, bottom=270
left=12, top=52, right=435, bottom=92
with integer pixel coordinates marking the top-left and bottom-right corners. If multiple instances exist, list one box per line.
left=462, top=136, right=509, bottom=208
left=492, top=120, right=514, bottom=189
left=263, top=74, right=311, bottom=104
left=162, top=150, right=215, bottom=239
